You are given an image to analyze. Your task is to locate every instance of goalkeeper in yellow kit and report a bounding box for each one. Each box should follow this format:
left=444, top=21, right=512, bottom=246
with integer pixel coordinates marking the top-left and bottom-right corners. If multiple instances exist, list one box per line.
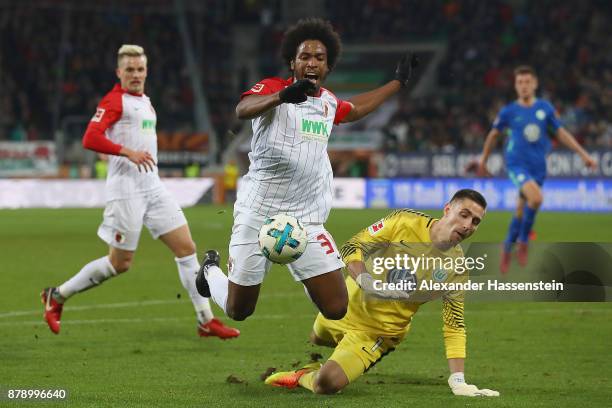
left=265, top=189, right=499, bottom=397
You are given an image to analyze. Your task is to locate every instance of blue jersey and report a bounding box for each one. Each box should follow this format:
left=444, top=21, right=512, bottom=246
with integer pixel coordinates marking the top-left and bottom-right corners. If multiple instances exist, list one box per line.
left=492, top=99, right=561, bottom=173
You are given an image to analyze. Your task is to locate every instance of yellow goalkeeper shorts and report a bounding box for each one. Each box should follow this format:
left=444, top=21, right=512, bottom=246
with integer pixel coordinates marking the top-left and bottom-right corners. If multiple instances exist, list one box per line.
left=312, top=313, right=403, bottom=383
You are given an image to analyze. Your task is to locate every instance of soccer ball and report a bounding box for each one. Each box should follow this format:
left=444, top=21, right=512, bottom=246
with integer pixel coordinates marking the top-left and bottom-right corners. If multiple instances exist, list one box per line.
left=258, top=214, right=308, bottom=264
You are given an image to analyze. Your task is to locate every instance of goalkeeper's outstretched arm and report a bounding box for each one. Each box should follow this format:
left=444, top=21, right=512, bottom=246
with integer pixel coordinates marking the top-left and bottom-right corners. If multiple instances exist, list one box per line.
left=443, top=298, right=499, bottom=397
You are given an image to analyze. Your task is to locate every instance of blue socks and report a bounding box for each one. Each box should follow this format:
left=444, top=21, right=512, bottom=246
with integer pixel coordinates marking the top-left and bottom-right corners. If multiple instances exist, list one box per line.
left=519, top=206, right=537, bottom=243
left=504, top=216, right=522, bottom=252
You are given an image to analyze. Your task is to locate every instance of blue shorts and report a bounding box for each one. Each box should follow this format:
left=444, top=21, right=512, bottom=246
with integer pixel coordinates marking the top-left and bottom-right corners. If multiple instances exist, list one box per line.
left=507, top=164, right=545, bottom=189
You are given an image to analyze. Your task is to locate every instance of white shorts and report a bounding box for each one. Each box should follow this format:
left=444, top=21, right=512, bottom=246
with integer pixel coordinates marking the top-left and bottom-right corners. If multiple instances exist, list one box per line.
left=97, top=188, right=187, bottom=251
left=227, top=210, right=345, bottom=286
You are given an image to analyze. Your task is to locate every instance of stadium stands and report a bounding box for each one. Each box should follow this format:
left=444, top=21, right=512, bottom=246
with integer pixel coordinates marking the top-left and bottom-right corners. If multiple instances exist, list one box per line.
left=1, top=0, right=610, bottom=156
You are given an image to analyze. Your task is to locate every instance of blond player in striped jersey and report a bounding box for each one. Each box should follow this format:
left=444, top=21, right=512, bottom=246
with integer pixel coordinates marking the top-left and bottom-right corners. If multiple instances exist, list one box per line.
left=41, top=45, right=239, bottom=339
left=265, top=189, right=500, bottom=397
left=196, top=18, right=419, bottom=323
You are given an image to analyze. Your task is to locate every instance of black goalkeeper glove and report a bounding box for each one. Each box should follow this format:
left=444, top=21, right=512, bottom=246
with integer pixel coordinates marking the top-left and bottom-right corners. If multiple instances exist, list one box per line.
left=394, top=52, right=419, bottom=87
left=279, top=79, right=316, bottom=104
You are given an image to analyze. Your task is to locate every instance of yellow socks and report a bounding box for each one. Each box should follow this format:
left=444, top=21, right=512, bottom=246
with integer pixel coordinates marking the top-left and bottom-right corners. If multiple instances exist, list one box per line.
left=298, top=370, right=317, bottom=392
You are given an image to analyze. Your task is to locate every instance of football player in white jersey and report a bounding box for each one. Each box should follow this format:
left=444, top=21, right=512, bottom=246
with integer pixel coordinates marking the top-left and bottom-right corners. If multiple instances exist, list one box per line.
left=196, top=19, right=419, bottom=322
left=41, top=45, right=239, bottom=339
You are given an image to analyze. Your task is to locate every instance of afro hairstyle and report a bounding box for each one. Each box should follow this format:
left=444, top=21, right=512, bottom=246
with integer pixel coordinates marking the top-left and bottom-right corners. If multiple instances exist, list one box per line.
left=280, top=18, right=342, bottom=72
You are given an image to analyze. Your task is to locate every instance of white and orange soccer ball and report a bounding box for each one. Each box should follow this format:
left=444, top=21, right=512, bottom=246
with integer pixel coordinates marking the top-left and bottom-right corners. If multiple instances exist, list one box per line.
left=258, top=214, right=308, bottom=264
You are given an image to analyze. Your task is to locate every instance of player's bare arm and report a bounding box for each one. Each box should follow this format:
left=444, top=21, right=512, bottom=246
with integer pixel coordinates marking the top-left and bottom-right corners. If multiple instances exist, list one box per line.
left=555, top=127, right=597, bottom=169
left=342, top=81, right=401, bottom=123
left=478, top=128, right=501, bottom=175
left=235, top=93, right=282, bottom=120
left=342, top=52, right=419, bottom=123
left=346, top=260, right=367, bottom=281
left=119, top=146, right=156, bottom=173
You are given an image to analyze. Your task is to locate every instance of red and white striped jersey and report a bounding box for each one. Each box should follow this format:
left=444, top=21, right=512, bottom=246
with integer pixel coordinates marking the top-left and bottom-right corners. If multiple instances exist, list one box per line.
left=236, top=77, right=352, bottom=224
left=83, top=84, right=162, bottom=200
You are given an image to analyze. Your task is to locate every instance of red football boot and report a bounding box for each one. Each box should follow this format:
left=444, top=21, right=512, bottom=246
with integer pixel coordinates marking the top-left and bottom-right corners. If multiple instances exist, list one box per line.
left=500, top=250, right=512, bottom=275
left=198, top=318, right=240, bottom=339
left=265, top=362, right=322, bottom=388
left=41, top=287, right=64, bottom=334
left=517, top=242, right=529, bottom=267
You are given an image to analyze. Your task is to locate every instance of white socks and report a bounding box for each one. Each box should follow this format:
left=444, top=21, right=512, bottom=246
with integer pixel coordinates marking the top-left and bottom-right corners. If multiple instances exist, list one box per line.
left=205, top=265, right=229, bottom=315
left=58, top=256, right=117, bottom=299
left=175, top=253, right=214, bottom=323
left=57, top=253, right=216, bottom=324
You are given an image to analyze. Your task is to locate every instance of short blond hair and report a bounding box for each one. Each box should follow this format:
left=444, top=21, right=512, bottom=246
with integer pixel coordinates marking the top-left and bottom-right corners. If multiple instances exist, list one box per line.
left=514, top=65, right=537, bottom=78
left=117, top=44, right=146, bottom=66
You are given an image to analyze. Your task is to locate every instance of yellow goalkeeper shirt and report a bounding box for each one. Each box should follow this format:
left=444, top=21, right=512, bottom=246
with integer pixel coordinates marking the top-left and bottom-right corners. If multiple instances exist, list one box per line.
left=339, top=209, right=467, bottom=359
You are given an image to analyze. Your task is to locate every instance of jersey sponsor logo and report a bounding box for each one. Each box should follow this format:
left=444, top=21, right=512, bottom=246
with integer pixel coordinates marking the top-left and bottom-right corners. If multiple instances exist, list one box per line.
left=250, top=83, right=265, bottom=93
left=387, top=268, right=416, bottom=294
left=433, top=268, right=448, bottom=282
left=523, top=123, right=541, bottom=142
left=300, top=118, right=329, bottom=142
left=142, top=119, right=156, bottom=132
left=368, top=219, right=384, bottom=235
left=91, top=108, right=105, bottom=122
left=536, top=109, right=546, bottom=120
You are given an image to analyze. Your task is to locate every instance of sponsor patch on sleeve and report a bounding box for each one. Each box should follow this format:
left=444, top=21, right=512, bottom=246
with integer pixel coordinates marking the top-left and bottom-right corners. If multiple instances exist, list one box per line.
left=368, top=219, right=385, bottom=235
left=91, top=108, right=105, bottom=122
left=250, top=83, right=265, bottom=93
left=114, top=231, right=126, bottom=244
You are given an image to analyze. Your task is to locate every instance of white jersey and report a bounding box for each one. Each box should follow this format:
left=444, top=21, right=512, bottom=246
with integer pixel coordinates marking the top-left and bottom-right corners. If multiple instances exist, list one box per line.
left=86, top=84, right=162, bottom=200
left=235, top=77, right=352, bottom=224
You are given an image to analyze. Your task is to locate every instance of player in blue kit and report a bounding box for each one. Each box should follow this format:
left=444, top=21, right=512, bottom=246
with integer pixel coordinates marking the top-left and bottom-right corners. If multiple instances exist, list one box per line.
left=478, top=65, right=596, bottom=273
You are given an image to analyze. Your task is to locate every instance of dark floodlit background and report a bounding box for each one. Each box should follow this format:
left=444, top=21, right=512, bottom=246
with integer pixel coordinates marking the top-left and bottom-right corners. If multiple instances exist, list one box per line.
left=1, top=1, right=610, bottom=195
left=1, top=2, right=611, bottom=407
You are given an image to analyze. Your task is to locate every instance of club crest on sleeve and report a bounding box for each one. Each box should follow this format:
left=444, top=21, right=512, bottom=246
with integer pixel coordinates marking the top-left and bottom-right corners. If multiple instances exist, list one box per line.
left=91, top=108, right=105, bottom=122
left=114, top=232, right=126, bottom=244
left=368, top=219, right=385, bottom=235
left=250, top=83, right=265, bottom=93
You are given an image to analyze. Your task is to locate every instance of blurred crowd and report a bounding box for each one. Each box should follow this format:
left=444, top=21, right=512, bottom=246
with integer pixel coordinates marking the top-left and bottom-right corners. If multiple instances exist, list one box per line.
left=0, top=1, right=235, bottom=144
left=2, top=0, right=610, bottom=155
left=350, top=0, right=612, bottom=152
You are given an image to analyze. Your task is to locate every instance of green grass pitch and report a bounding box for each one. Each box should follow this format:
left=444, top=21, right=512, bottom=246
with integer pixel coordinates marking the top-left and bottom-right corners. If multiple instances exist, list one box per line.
left=1, top=207, right=611, bottom=407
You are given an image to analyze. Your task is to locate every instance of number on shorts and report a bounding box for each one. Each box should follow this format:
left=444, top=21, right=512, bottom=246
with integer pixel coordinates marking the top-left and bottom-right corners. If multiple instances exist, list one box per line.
left=316, top=233, right=335, bottom=255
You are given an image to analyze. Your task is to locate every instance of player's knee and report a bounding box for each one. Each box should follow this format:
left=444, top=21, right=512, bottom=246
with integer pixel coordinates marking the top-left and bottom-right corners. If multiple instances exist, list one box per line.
left=531, top=194, right=543, bottom=208
left=227, top=309, right=253, bottom=321
left=320, top=302, right=347, bottom=321
left=109, top=250, right=133, bottom=273
left=226, top=304, right=255, bottom=321
left=313, top=371, right=345, bottom=394
left=174, top=241, right=197, bottom=258
left=112, top=260, right=131, bottom=274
